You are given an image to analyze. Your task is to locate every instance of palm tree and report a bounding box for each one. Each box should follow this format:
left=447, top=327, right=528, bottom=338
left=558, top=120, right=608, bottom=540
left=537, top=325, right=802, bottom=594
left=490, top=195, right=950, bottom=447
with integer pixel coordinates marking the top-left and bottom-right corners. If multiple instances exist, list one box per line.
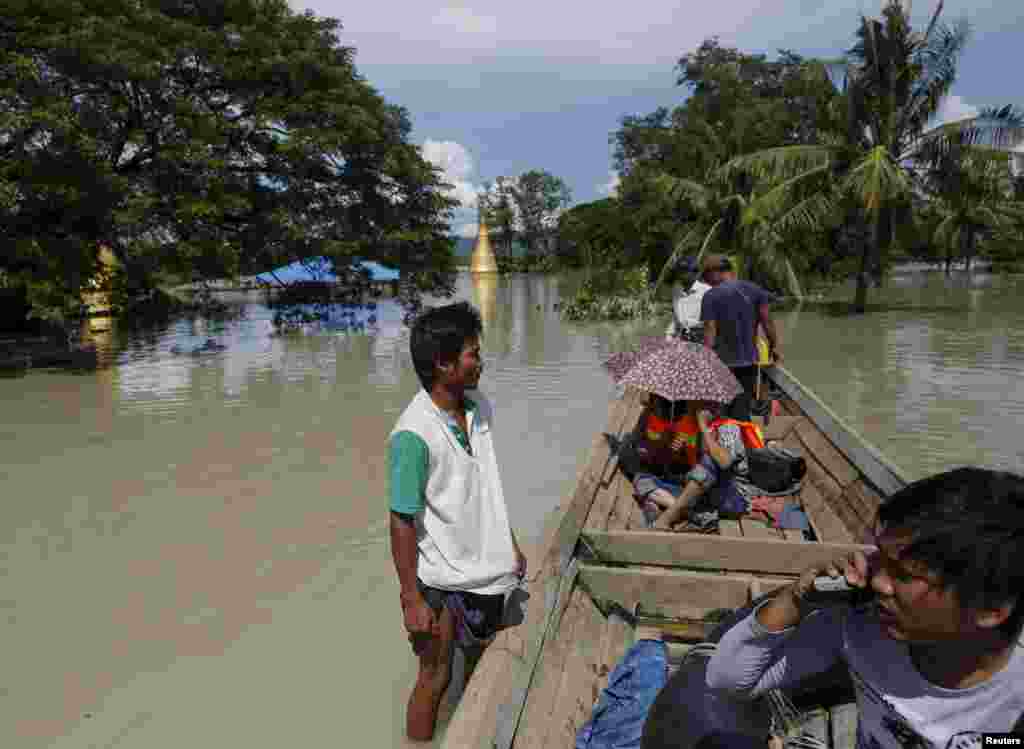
left=916, top=106, right=1024, bottom=272
left=718, top=0, right=983, bottom=312
left=650, top=121, right=805, bottom=299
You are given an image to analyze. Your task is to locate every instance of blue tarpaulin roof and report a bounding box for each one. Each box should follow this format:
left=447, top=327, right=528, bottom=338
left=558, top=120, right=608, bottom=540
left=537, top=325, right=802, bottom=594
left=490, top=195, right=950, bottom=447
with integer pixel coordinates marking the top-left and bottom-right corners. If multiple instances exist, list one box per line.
left=255, top=258, right=399, bottom=284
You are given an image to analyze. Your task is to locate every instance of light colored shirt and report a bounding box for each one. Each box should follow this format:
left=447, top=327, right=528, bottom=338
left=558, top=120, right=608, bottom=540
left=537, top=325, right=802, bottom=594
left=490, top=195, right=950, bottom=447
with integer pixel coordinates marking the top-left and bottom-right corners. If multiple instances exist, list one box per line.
left=387, top=389, right=518, bottom=594
left=389, top=397, right=477, bottom=514
left=674, top=280, right=712, bottom=330
left=707, top=602, right=1024, bottom=749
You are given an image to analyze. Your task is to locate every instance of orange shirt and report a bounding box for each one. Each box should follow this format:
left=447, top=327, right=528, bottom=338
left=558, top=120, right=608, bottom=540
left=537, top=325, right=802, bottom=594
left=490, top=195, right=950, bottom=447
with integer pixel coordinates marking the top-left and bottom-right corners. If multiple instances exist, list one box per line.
left=644, top=412, right=700, bottom=469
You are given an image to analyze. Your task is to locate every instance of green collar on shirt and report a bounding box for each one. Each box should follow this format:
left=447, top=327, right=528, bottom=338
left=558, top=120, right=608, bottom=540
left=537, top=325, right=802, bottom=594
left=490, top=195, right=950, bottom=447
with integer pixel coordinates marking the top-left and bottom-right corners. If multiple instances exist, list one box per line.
left=443, top=396, right=477, bottom=455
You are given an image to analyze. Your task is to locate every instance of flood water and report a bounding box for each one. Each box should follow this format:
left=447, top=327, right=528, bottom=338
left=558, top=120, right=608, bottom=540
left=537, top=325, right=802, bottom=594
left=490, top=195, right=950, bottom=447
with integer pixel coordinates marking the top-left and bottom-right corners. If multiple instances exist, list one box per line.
left=2, top=270, right=1022, bottom=748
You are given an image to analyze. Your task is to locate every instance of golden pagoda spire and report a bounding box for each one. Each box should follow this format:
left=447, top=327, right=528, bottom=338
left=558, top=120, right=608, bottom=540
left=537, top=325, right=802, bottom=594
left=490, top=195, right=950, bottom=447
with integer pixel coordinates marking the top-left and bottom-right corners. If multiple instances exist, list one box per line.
left=469, top=203, right=499, bottom=275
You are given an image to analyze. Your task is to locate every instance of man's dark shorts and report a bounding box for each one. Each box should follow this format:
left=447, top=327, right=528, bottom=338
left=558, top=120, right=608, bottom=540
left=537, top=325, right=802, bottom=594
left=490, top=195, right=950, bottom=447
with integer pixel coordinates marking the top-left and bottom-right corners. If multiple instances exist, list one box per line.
left=417, top=579, right=507, bottom=648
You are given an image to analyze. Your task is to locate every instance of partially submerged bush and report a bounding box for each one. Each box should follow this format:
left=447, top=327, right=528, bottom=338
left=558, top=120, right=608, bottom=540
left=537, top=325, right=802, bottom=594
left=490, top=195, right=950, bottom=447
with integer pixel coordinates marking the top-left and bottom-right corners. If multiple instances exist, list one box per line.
left=561, top=264, right=664, bottom=321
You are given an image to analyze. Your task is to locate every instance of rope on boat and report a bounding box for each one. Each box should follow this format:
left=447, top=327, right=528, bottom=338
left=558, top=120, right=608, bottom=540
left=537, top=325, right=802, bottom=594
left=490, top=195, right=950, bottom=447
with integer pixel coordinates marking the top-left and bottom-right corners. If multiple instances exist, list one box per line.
left=681, top=642, right=830, bottom=749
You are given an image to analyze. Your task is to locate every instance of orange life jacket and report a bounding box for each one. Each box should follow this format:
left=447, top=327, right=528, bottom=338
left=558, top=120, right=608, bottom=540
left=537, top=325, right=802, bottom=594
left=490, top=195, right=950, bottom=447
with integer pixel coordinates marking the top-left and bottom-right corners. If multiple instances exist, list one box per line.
left=645, top=412, right=700, bottom=468
left=709, top=418, right=765, bottom=450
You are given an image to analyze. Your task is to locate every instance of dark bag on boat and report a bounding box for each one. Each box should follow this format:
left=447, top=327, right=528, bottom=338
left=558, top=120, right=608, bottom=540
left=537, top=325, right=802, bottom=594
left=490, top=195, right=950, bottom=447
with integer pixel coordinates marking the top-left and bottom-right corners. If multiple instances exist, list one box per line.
left=746, top=446, right=806, bottom=494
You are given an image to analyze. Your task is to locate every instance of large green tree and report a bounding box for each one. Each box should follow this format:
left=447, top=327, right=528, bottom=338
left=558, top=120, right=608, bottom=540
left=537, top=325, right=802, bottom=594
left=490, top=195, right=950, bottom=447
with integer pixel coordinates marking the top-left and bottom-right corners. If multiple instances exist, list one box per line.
left=556, top=197, right=636, bottom=272
left=509, top=170, right=572, bottom=255
left=722, top=1, right=988, bottom=311
left=478, top=176, right=518, bottom=258
left=608, top=40, right=838, bottom=284
left=1, top=0, right=458, bottom=327
left=917, top=106, right=1024, bottom=272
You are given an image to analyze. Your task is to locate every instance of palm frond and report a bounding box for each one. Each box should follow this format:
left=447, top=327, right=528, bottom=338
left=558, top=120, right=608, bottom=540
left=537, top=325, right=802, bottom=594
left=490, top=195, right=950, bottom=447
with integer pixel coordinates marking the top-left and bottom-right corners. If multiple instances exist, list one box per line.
left=912, top=106, right=1024, bottom=179
left=921, top=0, right=946, bottom=43
left=664, top=176, right=713, bottom=205
left=846, top=145, right=911, bottom=216
left=720, top=146, right=833, bottom=184
left=748, top=164, right=833, bottom=221
left=770, top=192, right=838, bottom=236
left=899, top=17, right=971, bottom=141
left=650, top=222, right=706, bottom=298
left=933, top=213, right=956, bottom=246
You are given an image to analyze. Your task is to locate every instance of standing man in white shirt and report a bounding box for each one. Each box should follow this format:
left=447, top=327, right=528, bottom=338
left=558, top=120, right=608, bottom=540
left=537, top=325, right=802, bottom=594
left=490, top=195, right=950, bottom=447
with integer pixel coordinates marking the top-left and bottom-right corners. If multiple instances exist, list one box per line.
left=388, top=301, right=526, bottom=741
left=667, top=258, right=713, bottom=342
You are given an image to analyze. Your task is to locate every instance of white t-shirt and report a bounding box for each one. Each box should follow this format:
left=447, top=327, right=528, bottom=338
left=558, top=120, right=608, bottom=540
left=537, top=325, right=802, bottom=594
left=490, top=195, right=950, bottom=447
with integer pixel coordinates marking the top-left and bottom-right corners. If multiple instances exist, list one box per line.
left=674, top=280, right=712, bottom=330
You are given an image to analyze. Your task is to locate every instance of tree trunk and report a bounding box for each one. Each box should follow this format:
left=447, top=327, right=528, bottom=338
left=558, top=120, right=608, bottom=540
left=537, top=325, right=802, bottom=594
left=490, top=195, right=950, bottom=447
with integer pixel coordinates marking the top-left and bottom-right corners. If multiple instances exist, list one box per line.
left=964, top=227, right=975, bottom=272
left=853, top=217, right=878, bottom=314
left=870, top=208, right=890, bottom=287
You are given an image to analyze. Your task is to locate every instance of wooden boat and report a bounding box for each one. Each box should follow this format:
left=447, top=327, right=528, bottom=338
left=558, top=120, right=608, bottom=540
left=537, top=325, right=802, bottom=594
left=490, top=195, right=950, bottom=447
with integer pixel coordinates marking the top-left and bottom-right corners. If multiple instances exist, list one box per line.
left=441, top=365, right=910, bottom=749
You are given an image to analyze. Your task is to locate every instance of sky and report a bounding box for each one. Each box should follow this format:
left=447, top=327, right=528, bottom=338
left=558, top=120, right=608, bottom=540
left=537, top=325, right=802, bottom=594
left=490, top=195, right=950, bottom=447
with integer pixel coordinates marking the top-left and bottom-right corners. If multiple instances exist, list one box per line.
left=290, top=1, right=1023, bottom=238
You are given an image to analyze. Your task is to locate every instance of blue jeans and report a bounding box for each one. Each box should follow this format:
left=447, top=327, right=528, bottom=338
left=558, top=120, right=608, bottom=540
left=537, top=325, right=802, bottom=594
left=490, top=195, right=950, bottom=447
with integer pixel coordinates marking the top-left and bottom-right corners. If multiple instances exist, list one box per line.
left=576, top=640, right=668, bottom=749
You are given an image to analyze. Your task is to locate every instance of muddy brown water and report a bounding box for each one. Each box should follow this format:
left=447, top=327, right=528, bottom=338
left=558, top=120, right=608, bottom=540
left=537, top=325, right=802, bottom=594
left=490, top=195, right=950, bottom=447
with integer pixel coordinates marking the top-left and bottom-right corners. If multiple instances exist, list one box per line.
left=2, top=270, right=1021, bottom=747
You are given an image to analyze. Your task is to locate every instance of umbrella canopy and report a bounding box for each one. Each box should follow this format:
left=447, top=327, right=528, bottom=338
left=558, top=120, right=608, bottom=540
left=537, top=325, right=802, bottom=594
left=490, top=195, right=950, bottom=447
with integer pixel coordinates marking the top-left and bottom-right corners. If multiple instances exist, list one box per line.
left=255, top=257, right=399, bottom=284
left=603, top=336, right=668, bottom=382
left=617, top=340, right=742, bottom=404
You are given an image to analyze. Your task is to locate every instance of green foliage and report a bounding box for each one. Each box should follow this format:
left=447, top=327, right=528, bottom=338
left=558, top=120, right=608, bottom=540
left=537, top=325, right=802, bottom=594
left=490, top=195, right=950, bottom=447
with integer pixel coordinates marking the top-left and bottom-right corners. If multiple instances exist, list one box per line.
left=599, top=8, right=1023, bottom=314
left=555, top=197, right=637, bottom=270
left=917, top=106, right=1024, bottom=271
left=717, top=1, right=1021, bottom=310
left=606, top=40, right=841, bottom=294
left=478, top=176, right=519, bottom=258
left=561, top=264, right=661, bottom=321
left=498, top=253, right=557, bottom=274
left=1, top=0, right=458, bottom=328
left=479, top=170, right=572, bottom=258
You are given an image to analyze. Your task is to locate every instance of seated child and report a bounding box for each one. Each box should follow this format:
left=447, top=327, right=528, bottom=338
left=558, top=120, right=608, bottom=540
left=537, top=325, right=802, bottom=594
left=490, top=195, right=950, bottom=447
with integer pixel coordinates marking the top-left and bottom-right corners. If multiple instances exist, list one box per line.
left=650, top=400, right=760, bottom=533
left=617, top=396, right=700, bottom=515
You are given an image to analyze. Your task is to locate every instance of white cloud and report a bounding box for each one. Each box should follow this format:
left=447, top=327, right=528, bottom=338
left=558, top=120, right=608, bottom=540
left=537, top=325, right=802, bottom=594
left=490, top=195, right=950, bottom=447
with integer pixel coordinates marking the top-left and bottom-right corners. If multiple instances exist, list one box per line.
left=432, top=6, right=498, bottom=34
left=931, top=94, right=980, bottom=127
left=420, top=138, right=481, bottom=208
left=598, top=171, right=620, bottom=196
left=456, top=222, right=479, bottom=238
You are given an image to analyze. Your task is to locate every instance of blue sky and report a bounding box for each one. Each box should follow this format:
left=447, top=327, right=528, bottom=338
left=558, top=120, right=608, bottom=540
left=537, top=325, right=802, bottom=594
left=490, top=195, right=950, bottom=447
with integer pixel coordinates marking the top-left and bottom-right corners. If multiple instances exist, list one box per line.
left=292, top=1, right=1022, bottom=238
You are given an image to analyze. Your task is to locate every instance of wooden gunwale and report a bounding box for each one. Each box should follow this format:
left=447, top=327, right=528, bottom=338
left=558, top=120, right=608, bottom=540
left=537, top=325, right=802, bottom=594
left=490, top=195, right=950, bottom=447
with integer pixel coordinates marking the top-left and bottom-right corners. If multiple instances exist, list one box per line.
left=442, top=366, right=909, bottom=749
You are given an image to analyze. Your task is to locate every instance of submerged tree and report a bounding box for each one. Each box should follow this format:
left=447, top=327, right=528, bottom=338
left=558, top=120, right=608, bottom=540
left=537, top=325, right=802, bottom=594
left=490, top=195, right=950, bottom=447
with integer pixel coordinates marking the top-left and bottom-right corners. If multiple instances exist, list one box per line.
left=724, top=1, right=1022, bottom=311
left=917, top=106, right=1024, bottom=272
left=0, top=0, right=458, bottom=328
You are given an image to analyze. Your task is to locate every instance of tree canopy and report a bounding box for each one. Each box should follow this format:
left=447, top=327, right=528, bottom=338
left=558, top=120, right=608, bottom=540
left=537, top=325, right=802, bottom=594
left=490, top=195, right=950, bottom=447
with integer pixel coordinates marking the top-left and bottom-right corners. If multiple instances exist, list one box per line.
left=478, top=169, right=572, bottom=259
left=597, top=5, right=1024, bottom=314
left=1, top=0, right=459, bottom=326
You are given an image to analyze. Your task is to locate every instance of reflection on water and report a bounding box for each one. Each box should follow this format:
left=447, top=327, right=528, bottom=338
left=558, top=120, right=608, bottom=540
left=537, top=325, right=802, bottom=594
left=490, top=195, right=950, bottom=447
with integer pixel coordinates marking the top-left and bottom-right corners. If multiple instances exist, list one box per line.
left=775, top=270, right=1024, bottom=478
left=2, top=271, right=1023, bottom=748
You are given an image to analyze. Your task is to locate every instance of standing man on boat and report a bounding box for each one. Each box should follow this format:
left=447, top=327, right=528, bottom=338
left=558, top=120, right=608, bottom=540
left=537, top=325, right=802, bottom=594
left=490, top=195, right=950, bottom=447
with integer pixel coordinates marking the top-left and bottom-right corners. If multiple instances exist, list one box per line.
left=700, top=255, right=781, bottom=421
left=388, top=301, right=526, bottom=742
left=667, top=257, right=713, bottom=343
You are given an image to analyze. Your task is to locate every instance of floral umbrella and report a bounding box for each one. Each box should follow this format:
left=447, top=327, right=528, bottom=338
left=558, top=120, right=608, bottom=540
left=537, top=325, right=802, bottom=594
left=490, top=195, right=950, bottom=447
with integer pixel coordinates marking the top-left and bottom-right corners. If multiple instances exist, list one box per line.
left=602, top=336, right=670, bottom=382
left=616, top=339, right=742, bottom=404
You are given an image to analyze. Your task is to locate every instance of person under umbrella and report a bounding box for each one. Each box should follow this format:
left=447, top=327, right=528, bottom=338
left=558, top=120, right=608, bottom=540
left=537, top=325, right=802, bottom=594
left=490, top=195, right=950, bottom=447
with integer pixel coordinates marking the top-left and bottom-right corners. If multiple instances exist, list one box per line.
left=611, top=341, right=760, bottom=533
